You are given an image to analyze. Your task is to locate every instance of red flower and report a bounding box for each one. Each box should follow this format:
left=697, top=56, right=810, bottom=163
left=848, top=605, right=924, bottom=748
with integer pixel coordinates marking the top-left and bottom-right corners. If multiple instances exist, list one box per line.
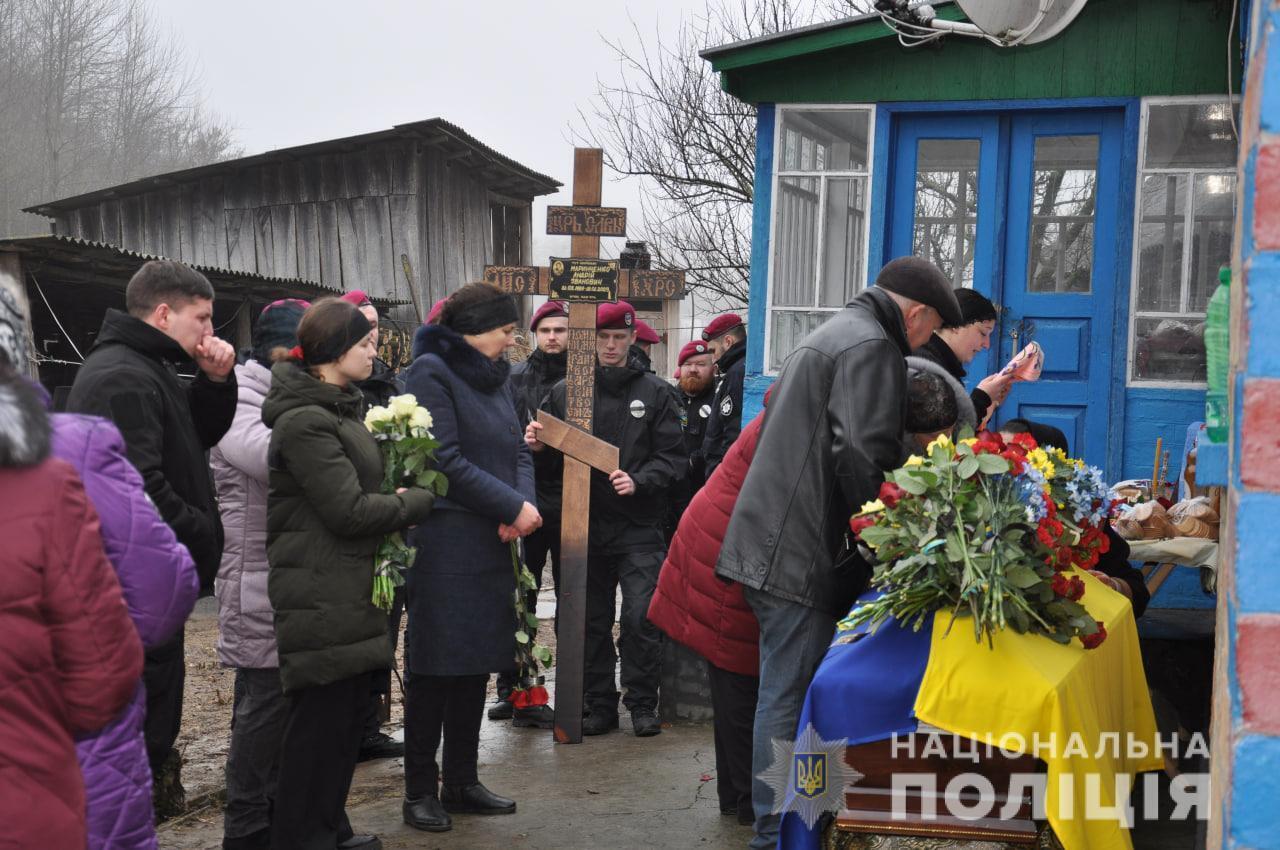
left=1001, top=450, right=1026, bottom=473
left=1055, top=546, right=1074, bottom=569
left=1051, top=573, right=1072, bottom=597
left=1080, top=622, right=1108, bottom=649
left=849, top=514, right=877, bottom=536
left=1067, top=575, right=1085, bottom=601
left=878, top=481, right=908, bottom=509
left=1010, top=432, right=1038, bottom=452
left=1097, top=529, right=1111, bottom=554
left=978, top=430, right=1007, bottom=450
left=1036, top=525, right=1056, bottom=548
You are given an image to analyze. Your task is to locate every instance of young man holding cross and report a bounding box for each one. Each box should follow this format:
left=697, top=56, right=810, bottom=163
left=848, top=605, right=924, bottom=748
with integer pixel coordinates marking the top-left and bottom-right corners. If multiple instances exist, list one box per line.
left=525, top=300, right=687, bottom=737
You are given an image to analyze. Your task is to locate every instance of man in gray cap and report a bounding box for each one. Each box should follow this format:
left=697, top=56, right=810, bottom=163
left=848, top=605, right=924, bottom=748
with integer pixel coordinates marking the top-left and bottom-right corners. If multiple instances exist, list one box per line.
left=715, top=256, right=959, bottom=849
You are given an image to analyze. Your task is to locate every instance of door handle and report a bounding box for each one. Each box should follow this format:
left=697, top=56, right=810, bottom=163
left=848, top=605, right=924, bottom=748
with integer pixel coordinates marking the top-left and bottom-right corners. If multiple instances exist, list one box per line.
left=1007, top=318, right=1036, bottom=345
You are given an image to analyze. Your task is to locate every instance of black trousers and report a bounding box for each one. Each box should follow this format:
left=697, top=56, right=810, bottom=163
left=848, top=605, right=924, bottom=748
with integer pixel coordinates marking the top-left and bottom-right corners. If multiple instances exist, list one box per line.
left=496, top=520, right=561, bottom=695
left=584, top=548, right=665, bottom=714
left=403, top=673, right=488, bottom=799
left=363, top=588, right=406, bottom=738
left=270, top=672, right=372, bottom=850
left=143, top=630, right=186, bottom=774
left=707, top=662, right=760, bottom=818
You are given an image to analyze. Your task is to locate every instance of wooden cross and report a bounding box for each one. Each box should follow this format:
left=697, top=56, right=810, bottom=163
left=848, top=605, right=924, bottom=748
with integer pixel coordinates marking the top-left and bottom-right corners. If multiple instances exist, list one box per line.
left=486, top=148, right=685, bottom=743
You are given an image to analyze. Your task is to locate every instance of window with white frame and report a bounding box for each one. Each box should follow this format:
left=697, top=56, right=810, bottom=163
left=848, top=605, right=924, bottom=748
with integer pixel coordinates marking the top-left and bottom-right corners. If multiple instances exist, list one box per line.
left=1130, top=99, right=1238, bottom=384
left=767, top=107, right=874, bottom=372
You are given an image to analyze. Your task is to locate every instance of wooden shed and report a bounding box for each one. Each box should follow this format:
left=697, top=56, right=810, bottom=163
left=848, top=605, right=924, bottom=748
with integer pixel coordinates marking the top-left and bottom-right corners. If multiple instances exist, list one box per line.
left=21, top=118, right=560, bottom=322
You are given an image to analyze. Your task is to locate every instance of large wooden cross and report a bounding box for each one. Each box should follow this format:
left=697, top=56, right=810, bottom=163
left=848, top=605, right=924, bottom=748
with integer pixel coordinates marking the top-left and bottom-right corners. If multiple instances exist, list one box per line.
left=486, top=148, right=685, bottom=743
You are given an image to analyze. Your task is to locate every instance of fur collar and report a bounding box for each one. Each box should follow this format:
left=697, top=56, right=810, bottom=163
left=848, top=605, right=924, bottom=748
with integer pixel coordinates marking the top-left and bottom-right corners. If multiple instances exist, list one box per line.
left=0, top=370, right=51, bottom=468
left=413, top=324, right=511, bottom=392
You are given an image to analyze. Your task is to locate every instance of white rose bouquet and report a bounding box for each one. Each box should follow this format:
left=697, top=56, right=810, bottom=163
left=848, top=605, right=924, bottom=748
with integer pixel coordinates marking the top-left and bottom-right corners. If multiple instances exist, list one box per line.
left=364, top=394, right=448, bottom=611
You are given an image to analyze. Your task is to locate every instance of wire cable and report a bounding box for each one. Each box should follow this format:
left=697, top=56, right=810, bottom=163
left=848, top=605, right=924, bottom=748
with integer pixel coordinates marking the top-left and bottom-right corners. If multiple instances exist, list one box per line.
left=30, top=273, right=85, bottom=363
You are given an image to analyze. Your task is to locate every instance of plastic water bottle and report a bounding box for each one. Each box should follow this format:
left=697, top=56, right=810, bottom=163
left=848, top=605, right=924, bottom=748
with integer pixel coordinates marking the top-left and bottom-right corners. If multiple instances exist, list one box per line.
left=1205, top=265, right=1231, bottom=443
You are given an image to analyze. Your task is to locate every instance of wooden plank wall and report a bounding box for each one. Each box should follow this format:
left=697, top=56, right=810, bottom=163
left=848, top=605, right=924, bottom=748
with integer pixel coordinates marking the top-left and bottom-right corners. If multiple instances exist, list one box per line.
left=44, top=137, right=531, bottom=310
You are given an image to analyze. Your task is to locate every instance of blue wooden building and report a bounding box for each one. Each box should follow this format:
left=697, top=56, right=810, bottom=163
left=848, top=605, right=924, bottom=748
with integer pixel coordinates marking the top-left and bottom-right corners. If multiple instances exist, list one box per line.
left=702, top=0, right=1241, bottom=485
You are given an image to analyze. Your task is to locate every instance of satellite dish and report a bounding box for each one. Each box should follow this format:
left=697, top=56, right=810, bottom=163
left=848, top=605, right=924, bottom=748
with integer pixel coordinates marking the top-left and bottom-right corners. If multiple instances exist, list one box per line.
left=953, top=0, right=1089, bottom=45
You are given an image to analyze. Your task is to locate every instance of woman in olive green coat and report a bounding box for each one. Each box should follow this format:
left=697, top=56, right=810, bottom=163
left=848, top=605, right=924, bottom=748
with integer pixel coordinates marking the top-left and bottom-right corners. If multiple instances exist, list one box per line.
left=264, top=298, right=434, bottom=850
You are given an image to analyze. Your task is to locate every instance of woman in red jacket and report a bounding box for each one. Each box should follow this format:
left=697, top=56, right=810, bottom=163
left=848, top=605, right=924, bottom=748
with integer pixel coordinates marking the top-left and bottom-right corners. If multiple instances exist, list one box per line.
left=0, top=358, right=145, bottom=849
left=648, top=396, right=769, bottom=824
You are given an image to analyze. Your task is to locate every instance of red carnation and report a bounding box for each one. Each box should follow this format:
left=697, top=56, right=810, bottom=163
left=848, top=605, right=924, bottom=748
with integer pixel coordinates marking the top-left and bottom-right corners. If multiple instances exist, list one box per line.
left=878, top=481, right=908, bottom=509
left=849, top=514, right=877, bottom=536
left=1081, top=622, right=1108, bottom=649
left=1011, top=432, right=1038, bottom=451
left=1055, top=546, right=1074, bottom=569
left=1001, top=450, right=1026, bottom=473
left=1067, top=575, right=1086, bottom=601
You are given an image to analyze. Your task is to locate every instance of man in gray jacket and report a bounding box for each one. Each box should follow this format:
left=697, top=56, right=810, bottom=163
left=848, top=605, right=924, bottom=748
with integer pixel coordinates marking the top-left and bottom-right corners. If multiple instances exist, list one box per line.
left=715, top=257, right=960, bottom=849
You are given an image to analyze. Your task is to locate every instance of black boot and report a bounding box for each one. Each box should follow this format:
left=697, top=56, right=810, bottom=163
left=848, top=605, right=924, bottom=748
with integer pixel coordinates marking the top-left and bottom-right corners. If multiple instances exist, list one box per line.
left=487, top=696, right=514, bottom=721
left=631, top=707, right=662, bottom=738
left=440, top=782, right=517, bottom=815
left=403, top=796, right=452, bottom=832
left=357, top=731, right=404, bottom=762
left=222, top=826, right=270, bottom=850
left=582, top=708, right=619, bottom=736
left=336, top=835, right=382, bottom=849
left=512, top=704, right=555, bottom=729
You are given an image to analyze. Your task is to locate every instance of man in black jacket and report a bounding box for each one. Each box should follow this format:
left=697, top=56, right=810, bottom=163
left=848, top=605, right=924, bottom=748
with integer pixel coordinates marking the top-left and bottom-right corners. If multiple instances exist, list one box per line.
left=526, top=300, right=687, bottom=738
left=700, top=313, right=747, bottom=479
left=67, top=260, right=237, bottom=798
left=716, top=258, right=960, bottom=850
left=489, top=300, right=569, bottom=727
left=664, top=339, right=717, bottom=542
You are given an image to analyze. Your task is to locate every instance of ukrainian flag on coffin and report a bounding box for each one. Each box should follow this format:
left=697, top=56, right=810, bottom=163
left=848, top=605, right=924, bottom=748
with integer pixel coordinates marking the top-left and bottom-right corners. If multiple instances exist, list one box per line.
left=779, top=574, right=1162, bottom=850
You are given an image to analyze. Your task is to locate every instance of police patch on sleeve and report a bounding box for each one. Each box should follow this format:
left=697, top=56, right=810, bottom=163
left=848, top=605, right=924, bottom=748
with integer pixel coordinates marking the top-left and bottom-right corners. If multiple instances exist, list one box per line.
left=629, top=399, right=646, bottom=419
left=698, top=403, right=712, bottom=419
left=719, top=395, right=734, bottom=417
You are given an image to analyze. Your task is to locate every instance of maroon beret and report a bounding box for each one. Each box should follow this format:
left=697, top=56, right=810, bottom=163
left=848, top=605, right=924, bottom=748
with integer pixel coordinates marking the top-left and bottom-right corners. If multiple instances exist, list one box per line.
left=596, top=300, right=636, bottom=331
left=530, top=300, right=569, bottom=331
left=677, top=339, right=711, bottom=366
left=635, top=320, right=661, bottom=345
left=340, top=289, right=373, bottom=308
left=425, top=298, right=446, bottom=325
left=702, top=313, right=744, bottom=341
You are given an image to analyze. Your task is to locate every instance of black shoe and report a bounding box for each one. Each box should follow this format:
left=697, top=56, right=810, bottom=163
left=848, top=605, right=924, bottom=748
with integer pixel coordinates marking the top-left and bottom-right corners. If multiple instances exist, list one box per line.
left=357, top=731, right=404, bottom=762
left=337, top=835, right=382, bottom=850
left=440, top=782, right=517, bottom=815
left=631, top=708, right=662, bottom=737
left=222, top=826, right=270, bottom=850
left=582, top=709, right=619, bottom=736
left=513, top=703, right=555, bottom=729
left=403, top=796, right=452, bottom=832
left=487, top=697, right=515, bottom=721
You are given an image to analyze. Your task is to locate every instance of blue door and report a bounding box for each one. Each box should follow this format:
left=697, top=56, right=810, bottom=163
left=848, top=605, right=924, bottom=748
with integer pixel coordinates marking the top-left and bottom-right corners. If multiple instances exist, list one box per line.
left=888, top=109, right=1126, bottom=469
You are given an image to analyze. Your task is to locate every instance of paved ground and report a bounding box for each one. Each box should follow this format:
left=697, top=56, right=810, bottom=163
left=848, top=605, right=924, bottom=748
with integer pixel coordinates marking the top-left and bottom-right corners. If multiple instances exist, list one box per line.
left=158, top=719, right=750, bottom=849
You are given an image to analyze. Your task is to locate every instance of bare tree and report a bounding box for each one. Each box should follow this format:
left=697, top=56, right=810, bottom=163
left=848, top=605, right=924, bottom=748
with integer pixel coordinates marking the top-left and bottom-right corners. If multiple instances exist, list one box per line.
left=576, top=0, right=872, bottom=308
left=0, top=0, right=239, bottom=237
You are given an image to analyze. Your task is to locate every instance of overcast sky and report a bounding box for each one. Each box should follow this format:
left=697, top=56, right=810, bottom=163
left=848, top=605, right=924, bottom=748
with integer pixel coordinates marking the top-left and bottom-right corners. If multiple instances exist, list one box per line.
left=164, top=0, right=713, bottom=266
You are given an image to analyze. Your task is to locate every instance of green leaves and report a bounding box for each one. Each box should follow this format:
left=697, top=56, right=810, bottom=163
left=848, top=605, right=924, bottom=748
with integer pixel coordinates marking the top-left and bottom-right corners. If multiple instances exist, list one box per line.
left=976, top=453, right=1011, bottom=474
left=515, top=630, right=530, bottom=645
left=957, top=455, right=980, bottom=479
left=1005, top=564, right=1043, bottom=590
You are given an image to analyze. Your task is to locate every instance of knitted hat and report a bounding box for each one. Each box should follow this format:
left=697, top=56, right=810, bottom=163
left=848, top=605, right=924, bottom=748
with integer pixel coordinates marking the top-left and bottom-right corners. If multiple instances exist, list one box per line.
left=530, top=300, right=569, bottom=331
left=874, top=257, right=962, bottom=327
left=701, top=313, right=744, bottom=342
left=596, top=300, right=636, bottom=330
left=677, top=339, right=711, bottom=366
left=635, top=320, right=661, bottom=345
left=252, top=299, right=309, bottom=364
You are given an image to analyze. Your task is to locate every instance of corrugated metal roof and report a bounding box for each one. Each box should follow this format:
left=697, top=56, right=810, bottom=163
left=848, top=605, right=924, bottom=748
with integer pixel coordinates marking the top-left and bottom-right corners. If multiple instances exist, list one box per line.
left=23, top=117, right=561, bottom=216
left=0, top=233, right=410, bottom=305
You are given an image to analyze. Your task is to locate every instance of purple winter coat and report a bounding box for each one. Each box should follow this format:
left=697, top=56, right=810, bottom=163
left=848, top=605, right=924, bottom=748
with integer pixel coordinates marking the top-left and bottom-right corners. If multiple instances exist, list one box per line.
left=212, top=359, right=277, bottom=668
left=49, top=409, right=198, bottom=850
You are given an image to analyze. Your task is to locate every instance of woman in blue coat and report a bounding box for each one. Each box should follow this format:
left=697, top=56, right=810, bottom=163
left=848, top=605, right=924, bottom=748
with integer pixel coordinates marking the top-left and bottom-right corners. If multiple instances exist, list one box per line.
left=401, top=282, right=541, bottom=833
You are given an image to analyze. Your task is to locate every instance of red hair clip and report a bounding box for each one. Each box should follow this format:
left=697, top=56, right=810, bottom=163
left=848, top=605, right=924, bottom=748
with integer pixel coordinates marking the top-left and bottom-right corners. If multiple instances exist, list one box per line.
left=289, top=345, right=305, bottom=361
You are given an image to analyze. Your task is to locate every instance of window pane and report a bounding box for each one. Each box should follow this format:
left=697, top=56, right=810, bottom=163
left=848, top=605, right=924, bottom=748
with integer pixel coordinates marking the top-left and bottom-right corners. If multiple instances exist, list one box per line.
left=1189, top=173, right=1236, bottom=313
left=1135, top=174, right=1186, bottom=313
left=1132, top=316, right=1206, bottom=382
left=1145, top=102, right=1240, bottom=169
left=819, top=177, right=867, bottom=306
left=913, top=139, right=980, bottom=288
left=778, top=110, right=870, bottom=172
left=769, top=310, right=833, bottom=372
left=1028, top=135, right=1098, bottom=293
left=771, top=176, right=820, bottom=307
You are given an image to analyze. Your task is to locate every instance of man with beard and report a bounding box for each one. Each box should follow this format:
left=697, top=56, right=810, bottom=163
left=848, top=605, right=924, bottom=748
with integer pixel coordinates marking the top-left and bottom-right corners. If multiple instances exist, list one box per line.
left=488, top=300, right=568, bottom=727
left=526, top=300, right=687, bottom=738
left=664, top=340, right=716, bottom=543
left=700, top=313, right=747, bottom=479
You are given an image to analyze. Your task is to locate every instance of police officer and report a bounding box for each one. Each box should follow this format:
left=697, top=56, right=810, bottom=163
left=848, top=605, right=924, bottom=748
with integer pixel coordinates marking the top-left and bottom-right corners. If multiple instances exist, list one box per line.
left=700, top=313, right=747, bottom=479
left=488, top=300, right=569, bottom=728
left=525, top=300, right=687, bottom=738
left=664, top=340, right=716, bottom=542
left=629, top=320, right=661, bottom=373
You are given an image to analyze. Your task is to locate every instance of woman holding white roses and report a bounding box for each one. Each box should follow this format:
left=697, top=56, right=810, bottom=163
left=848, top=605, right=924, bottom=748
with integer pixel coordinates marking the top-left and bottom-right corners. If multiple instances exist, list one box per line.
left=400, top=282, right=539, bottom=833
left=263, top=298, right=437, bottom=850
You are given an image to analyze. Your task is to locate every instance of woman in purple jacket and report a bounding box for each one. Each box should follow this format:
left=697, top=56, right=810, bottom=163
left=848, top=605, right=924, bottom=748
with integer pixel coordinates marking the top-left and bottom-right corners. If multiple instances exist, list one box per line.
left=0, top=292, right=199, bottom=850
